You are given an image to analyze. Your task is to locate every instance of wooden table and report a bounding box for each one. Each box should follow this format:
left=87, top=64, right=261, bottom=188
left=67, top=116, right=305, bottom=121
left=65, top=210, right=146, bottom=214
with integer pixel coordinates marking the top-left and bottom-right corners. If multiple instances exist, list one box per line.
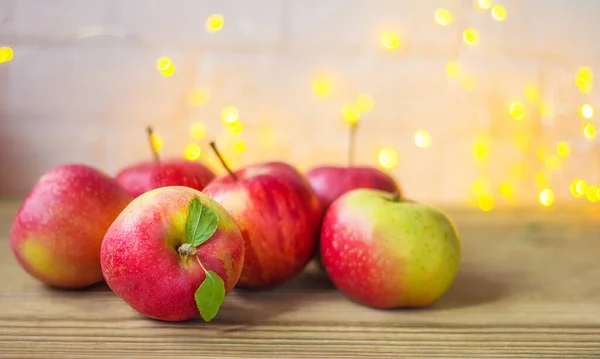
left=1, top=200, right=599, bottom=358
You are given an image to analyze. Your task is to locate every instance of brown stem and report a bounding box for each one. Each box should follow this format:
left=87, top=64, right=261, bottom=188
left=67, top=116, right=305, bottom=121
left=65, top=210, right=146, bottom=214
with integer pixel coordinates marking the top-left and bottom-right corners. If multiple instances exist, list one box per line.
left=349, top=122, right=358, bottom=166
left=209, top=141, right=238, bottom=181
left=178, top=243, right=197, bottom=260
left=390, top=193, right=401, bottom=202
left=146, top=126, right=160, bottom=163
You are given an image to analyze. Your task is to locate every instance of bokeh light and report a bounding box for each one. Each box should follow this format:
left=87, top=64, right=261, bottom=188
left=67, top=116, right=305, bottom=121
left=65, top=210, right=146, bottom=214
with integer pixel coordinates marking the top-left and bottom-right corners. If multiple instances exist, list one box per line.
left=414, top=130, right=431, bottom=148
left=226, top=121, right=243, bottom=135
left=463, top=28, right=479, bottom=46
left=434, top=9, right=452, bottom=26
left=477, top=0, right=493, bottom=10
left=509, top=102, right=526, bottom=120
left=572, top=179, right=587, bottom=198
left=539, top=188, right=554, bottom=207
left=478, top=194, right=494, bottom=211
left=472, top=177, right=490, bottom=195
left=446, top=61, right=461, bottom=79
left=312, top=76, right=332, bottom=97
left=524, top=83, right=540, bottom=103
left=232, top=138, right=247, bottom=153
left=472, top=138, right=490, bottom=163
left=0, top=47, right=14, bottom=63
left=556, top=141, right=570, bottom=158
left=206, top=14, right=224, bottom=33
left=381, top=32, right=401, bottom=50
left=587, top=185, right=599, bottom=202
left=544, top=156, right=562, bottom=171
left=540, top=101, right=554, bottom=117
left=342, top=103, right=361, bottom=124
left=188, top=88, right=211, bottom=106
left=576, top=66, right=593, bottom=94
left=583, top=123, right=596, bottom=139
left=221, top=106, right=239, bottom=124
left=156, top=56, right=174, bottom=76
left=184, top=143, right=201, bottom=161
left=378, top=148, right=398, bottom=169
left=356, top=93, right=375, bottom=113
left=535, top=171, right=550, bottom=189
left=189, top=122, right=206, bottom=140
left=500, top=181, right=515, bottom=198
left=491, top=5, right=506, bottom=21
left=579, top=104, right=593, bottom=119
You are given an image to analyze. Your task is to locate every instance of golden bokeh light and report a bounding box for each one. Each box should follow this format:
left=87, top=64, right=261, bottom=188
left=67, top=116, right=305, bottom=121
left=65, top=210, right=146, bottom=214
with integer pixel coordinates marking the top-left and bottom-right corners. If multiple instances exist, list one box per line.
left=478, top=194, right=494, bottom=212
left=149, top=133, right=164, bottom=153
left=221, top=106, right=239, bottom=124
left=446, top=61, right=461, bottom=79
left=232, top=138, right=247, bottom=153
left=356, top=93, right=375, bottom=113
left=0, top=47, right=14, bottom=63
left=539, top=188, right=554, bottom=207
left=434, top=9, right=452, bottom=26
left=524, top=83, right=540, bottom=102
left=381, top=32, right=401, bottom=50
left=477, top=0, right=493, bottom=10
left=556, top=141, right=570, bottom=158
left=189, top=122, right=206, bottom=140
left=575, top=66, right=593, bottom=94
left=156, top=56, right=174, bottom=76
left=342, top=103, right=361, bottom=124
left=509, top=101, right=526, bottom=120
left=472, top=138, right=490, bottom=162
left=535, top=172, right=550, bottom=189
left=378, top=148, right=398, bottom=169
left=472, top=177, right=491, bottom=196
left=463, top=28, right=480, bottom=46
left=579, top=104, right=593, bottom=119
left=544, top=156, right=562, bottom=171
left=583, top=123, right=596, bottom=139
left=540, top=101, right=554, bottom=118
left=226, top=121, right=243, bottom=135
left=414, top=130, right=431, bottom=148
left=500, top=181, right=515, bottom=198
left=188, top=88, right=211, bottom=106
left=572, top=179, right=587, bottom=197
left=205, top=14, right=224, bottom=33
left=312, top=76, right=332, bottom=97
left=184, top=143, right=201, bottom=161
left=587, top=185, right=599, bottom=202
left=491, top=5, right=507, bottom=21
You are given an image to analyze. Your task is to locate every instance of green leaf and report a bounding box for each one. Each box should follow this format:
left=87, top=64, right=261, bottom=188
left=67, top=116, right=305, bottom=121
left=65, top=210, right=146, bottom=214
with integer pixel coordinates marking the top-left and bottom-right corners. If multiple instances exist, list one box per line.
left=195, top=270, right=226, bottom=322
left=186, top=198, right=219, bottom=247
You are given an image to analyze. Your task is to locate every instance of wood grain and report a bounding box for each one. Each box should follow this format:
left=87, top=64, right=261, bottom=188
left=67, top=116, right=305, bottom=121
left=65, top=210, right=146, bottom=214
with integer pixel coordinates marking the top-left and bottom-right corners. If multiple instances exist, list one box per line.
left=1, top=200, right=600, bottom=358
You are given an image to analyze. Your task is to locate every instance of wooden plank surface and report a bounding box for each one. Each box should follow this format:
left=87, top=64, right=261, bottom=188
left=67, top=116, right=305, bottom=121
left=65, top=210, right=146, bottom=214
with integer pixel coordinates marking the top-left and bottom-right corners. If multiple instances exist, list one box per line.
left=1, top=200, right=600, bottom=358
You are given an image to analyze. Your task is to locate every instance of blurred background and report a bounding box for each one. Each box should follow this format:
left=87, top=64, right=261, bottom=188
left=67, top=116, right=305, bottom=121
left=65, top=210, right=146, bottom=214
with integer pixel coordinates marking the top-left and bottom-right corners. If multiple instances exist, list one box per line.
left=0, top=0, right=598, bottom=210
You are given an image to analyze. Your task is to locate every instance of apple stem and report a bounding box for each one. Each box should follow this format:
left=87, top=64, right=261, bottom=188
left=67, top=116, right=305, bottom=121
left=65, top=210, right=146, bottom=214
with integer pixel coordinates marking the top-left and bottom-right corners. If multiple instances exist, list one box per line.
left=178, top=243, right=197, bottom=260
left=390, top=193, right=401, bottom=202
left=349, top=123, right=357, bottom=166
left=147, top=126, right=161, bottom=163
left=209, top=141, right=238, bottom=181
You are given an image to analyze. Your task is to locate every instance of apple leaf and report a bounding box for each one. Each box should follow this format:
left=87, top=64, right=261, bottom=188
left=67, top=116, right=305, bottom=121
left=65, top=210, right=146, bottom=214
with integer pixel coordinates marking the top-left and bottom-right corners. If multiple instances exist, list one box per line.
left=195, top=270, right=226, bottom=322
left=186, top=198, right=219, bottom=247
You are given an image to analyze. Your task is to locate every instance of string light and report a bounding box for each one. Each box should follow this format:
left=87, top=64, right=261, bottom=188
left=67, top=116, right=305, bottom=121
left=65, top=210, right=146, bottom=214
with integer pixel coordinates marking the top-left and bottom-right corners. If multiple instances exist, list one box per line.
left=539, top=188, right=554, bottom=207
left=312, top=77, right=332, bottom=97
left=381, top=32, right=401, bottom=50
left=477, top=0, right=493, bottom=10
left=478, top=194, right=494, bottom=211
left=491, top=5, right=507, bottom=21
left=156, top=56, right=174, bottom=76
left=524, top=83, right=540, bottom=103
left=356, top=93, right=375, bottom=113
left=463, top=28, right=479, bottom=46
left=184, top=143, right=201, bottom=161
left=206, top=14, right=224, bottom=33
left=509, top=102, right=526, bottom=120
left=414, top=130, right=431, bottom=148
left=378, top=148, right=398, bottom=169
left=446, top=61, right=461, bottom=79
left=189, top=122, right=206, bottom=140
left=149, top=133, right=164, bottom=153
left=579, top=104, right=594, bottom=119
left=341, top=103, right=361, bottom=124
left=572, top=179, right=587, bottom=197
left=583, top=123, right=596, bottom=139
left=188, top=88, right=211, bottom=106
left=587, top=186, right=599, bottom=202
left=556, top=141, right=570, bottom=158
left=0, top=47, right=13, bottom=63
left=434, top=9, right=452, bottom=26
left=221, top=106, right=239, bottom=124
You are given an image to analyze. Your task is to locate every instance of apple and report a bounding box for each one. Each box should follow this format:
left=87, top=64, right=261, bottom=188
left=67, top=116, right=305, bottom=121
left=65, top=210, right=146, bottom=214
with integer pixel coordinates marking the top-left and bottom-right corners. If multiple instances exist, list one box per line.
left=115, top=126, right=215, bottom=197
left=100, top=186, right=245, bottom=322
left=10, top=164, right=134, bottom=288
left=306, top=166, right=400, bottom=211
left=202, top=142, right=322, bottom=289
left=320, top=188, right=461, bottom=309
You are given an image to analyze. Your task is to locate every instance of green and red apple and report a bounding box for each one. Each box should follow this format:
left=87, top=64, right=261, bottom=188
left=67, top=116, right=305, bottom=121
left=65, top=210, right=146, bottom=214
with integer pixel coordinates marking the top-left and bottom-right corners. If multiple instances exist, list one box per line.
left=320, top=188, right=461, bottom=308
left=101, top=186, right=245, bottom=322
left=10, top=164, right=133, bottom=288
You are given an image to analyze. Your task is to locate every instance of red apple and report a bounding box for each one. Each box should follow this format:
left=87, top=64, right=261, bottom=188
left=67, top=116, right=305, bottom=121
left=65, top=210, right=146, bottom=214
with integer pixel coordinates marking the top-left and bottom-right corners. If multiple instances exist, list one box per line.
left=320, top=189, right=461, bottom=309
left=306, top=165, right=400, bottom=211
left=101, top=186, right=245, bottom=322
left=202, top=143, right=322, bottom=289
left=10, top=164, right=133, bottom=288
left=115, top=126, right=216, bottom=198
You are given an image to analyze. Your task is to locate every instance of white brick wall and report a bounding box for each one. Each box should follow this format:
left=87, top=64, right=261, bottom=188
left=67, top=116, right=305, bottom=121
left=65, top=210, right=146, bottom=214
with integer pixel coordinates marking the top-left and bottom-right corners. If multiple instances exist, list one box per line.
left=1, top=0, right=599, bottom=208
